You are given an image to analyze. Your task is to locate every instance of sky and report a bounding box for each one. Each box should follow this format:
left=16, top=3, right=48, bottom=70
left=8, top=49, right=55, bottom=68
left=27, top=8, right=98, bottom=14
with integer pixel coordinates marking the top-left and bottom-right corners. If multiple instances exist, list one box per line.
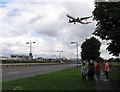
left=0, top=0, right=116, bottom=59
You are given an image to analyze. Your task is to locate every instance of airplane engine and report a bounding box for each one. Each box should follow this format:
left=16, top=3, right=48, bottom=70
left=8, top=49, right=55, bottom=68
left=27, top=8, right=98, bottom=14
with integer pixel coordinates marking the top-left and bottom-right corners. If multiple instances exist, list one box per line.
left=77, top=17, right=79, bottom=20
left=69, top=19, right=72, bottom=23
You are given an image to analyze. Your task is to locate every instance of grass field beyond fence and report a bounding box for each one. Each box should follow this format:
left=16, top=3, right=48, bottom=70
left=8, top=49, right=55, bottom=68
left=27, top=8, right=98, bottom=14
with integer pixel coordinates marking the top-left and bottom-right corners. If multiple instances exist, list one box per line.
left=109, top=62, right=120, bottom=91
left=2, top=67, right=95, bottom=91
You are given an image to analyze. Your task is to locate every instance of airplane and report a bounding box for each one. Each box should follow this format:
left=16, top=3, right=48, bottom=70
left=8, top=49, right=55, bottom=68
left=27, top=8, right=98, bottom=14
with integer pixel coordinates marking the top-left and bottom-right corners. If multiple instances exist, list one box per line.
left=66, top=14, right=92, bottom=24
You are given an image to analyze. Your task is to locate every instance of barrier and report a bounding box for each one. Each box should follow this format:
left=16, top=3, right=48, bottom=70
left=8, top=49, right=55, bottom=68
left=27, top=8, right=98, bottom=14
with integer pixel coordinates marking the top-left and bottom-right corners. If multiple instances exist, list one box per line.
left=0, top=63, right=72, bottom=68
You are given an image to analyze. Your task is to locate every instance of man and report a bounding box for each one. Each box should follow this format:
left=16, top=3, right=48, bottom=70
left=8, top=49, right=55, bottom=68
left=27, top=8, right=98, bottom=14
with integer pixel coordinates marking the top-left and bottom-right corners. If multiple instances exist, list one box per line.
left=88, top=63, right=95, bottom=82
left=95, top=61, right=101, bottom=83
left=104, top=60, right=109, bottom=81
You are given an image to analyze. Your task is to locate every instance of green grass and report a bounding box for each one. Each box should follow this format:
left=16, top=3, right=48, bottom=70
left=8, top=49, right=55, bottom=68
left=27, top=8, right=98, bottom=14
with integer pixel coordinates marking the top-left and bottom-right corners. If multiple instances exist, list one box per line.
left=2, top=67, right=96, bottom=91
left=111, top=62, right=120, bottom=66
left=109, top=63, right=120, bottom=91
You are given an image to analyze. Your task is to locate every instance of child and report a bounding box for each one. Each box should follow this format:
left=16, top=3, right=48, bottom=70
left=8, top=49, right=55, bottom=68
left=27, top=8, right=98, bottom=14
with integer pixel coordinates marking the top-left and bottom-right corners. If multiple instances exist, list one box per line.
left=81, top=62, right=87, bottom=81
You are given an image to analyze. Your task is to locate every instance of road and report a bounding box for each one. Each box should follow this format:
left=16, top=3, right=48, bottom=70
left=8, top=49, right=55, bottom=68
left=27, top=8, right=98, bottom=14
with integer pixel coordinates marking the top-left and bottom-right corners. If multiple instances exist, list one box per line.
left=2, top=64, right=78, bottom=82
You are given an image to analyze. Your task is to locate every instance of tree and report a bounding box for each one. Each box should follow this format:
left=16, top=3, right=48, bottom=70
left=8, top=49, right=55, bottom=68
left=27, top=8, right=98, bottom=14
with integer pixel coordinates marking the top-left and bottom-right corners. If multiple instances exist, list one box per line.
left=92, top=2, right=120, bottom=56
left=81, top=37, right=101, bottom=62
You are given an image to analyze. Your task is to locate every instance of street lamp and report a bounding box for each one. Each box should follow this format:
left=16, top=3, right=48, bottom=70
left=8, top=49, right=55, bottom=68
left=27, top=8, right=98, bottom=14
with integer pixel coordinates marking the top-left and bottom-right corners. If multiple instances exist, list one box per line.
left=57, top=50, right=63, bottom=62
left=26, top=41, right=36, bottom=60
left=71, top=41, right=78, bottom=68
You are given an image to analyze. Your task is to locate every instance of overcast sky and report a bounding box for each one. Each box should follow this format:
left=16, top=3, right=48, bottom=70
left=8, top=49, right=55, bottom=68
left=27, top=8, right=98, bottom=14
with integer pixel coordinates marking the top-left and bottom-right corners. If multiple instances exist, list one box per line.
left=0, top=0, right=116, bottom=59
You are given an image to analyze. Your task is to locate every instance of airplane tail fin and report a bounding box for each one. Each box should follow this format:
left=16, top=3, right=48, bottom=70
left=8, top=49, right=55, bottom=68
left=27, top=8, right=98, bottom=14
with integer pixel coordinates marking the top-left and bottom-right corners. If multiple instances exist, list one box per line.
left=85, top=19, right=87, bottom=22
left=77, top=17, right=79, bottom=20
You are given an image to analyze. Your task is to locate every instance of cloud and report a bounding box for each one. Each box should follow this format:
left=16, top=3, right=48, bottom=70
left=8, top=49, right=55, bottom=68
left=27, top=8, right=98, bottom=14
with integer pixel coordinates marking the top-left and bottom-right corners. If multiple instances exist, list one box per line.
left=0, top=1, right=115, bottom=59
left=7, top=8, right=21, bottom=16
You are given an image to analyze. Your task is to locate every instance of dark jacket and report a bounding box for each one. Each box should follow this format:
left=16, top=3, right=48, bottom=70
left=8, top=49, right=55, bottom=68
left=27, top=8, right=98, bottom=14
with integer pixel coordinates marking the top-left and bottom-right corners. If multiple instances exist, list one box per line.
left=88, top=64, right=95, bottom=76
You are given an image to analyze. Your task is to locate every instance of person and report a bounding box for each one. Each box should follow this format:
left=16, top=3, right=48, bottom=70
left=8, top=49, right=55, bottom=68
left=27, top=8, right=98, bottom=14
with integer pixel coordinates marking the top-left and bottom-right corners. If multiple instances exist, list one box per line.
left=88, top=62, right=95, bottom=82
left=104, top=60, right=109, bottom=81
left=81, top=62, right=87, bottom=81
left=95, top=61, right=101, bottom=83
left=87, top=61, right=90, bottom=68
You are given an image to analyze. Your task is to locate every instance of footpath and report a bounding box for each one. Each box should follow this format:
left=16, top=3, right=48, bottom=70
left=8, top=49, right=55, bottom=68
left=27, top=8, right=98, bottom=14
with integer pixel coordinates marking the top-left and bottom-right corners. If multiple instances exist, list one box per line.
left=95, top=70, right=118, bottom=92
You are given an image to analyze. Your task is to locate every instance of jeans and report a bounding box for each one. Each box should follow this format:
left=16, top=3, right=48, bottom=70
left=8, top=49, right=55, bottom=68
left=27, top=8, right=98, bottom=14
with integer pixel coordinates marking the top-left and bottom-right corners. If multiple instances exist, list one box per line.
left=105, top=71, right=108, bottom=79
left=96, top=72, right=100, bottom=82
left=82, top=73, right=86, bottom=81
left=88, top=74, right=94, bottom=82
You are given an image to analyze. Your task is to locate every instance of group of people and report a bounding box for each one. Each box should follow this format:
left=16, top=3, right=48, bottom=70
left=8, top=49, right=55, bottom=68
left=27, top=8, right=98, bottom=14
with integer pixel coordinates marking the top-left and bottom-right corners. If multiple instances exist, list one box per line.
left=81, top=60, right=109, bottom=82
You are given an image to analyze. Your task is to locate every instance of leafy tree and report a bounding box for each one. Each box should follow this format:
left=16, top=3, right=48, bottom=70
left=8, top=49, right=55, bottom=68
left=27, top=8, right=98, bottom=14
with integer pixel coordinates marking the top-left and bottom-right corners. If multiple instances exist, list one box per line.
left=81, top=37, right=101, bottom=62
left=92, top=2, right=120, bottom=56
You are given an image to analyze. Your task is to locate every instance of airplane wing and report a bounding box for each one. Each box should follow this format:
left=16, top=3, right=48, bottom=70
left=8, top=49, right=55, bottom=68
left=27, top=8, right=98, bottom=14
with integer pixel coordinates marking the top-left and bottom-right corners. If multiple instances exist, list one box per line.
left=80, top=16, right=92, bottom=20
left=66, top=15, right=76, bottom=20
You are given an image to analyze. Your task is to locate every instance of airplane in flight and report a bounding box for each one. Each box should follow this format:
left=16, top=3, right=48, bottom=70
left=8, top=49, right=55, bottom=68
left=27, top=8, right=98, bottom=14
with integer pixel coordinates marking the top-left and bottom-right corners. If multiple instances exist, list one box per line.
left=66, top=14, right=92, bottom=24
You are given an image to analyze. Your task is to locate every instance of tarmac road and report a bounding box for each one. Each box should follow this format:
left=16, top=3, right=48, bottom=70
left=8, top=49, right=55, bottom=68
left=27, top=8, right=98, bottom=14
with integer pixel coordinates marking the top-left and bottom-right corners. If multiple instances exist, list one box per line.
left=2, top=64, right=78, bottom=82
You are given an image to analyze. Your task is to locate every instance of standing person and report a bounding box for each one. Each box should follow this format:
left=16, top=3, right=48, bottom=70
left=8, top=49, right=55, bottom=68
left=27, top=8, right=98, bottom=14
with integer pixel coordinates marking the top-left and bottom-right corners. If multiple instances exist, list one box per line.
left=87, top=61, right=90, bottom=67
left=88, top=62, right=95, bottom=82
left=81, top=62, right=87, bottom=81
left=104, top=60, right=109, bottom=81
left=95, top=61, right=101, bottom=83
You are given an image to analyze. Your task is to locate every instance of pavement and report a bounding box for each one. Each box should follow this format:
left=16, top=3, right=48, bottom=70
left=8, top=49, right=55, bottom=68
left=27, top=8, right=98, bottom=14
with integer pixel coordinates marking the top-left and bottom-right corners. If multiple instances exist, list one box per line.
left=95, top=70, right=118, bottom=92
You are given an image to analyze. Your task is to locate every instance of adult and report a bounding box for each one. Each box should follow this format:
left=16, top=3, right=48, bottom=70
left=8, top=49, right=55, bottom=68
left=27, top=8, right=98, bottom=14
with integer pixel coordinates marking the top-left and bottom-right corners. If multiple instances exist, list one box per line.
left=95, top=61, right=101, bottom=83
left=88, top=63, right=95, bottom=82
left=104, top=60, right=109, bottom=81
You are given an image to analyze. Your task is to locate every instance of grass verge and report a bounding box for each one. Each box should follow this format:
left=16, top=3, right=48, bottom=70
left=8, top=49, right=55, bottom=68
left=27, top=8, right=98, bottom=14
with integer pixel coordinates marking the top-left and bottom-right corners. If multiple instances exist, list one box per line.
left=109, top=62, right=120, bottom=91
left=2, top=67, right=95, bottom=91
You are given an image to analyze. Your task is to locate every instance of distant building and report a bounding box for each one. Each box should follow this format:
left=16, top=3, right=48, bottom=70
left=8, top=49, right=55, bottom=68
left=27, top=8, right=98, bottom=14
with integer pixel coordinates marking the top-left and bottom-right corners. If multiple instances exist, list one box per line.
left=0, top=56, right=11, bottom=60
left=38, top=57, right=47, bottom=61
left=10, top=55, right=29, bottom=60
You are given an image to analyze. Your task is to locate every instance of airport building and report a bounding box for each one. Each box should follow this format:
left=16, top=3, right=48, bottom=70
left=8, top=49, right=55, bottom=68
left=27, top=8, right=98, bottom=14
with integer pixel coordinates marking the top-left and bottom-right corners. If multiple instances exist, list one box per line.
left=0, top=56, right=11, bottom=60
left=10, top=55, right=29, bottom=60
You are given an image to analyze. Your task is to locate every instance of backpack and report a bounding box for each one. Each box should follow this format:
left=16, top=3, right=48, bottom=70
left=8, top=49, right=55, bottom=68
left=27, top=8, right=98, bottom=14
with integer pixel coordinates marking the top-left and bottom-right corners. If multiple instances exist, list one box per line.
left=82, top=66, right=86, bottom=75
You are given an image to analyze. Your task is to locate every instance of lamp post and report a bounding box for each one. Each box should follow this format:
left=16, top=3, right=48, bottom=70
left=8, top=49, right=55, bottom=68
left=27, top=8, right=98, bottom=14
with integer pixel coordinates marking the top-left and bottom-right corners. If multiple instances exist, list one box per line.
left=26, top=41, right=36, bottom=60
left=57, top=50, right=63, bottom=62
left=71, top=42, right=78, bottom=68
left=118, top=53, right=120, bottom=59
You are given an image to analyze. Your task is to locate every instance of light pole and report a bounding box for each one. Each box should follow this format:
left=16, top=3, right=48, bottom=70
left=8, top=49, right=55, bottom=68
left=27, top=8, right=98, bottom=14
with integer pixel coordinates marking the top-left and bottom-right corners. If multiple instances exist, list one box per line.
left=57, top=50, right=63, bottom=62
left=71, top=42, right=78, bottom=68
left=26, top=41, right=36, bottom=60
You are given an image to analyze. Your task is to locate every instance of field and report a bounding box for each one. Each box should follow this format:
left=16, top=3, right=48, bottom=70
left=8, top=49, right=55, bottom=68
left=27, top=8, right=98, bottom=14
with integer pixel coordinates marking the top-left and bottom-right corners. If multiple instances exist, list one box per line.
left=2, top=66, right=95, bottom=91
left=109, top=62, right=120, bottom=91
